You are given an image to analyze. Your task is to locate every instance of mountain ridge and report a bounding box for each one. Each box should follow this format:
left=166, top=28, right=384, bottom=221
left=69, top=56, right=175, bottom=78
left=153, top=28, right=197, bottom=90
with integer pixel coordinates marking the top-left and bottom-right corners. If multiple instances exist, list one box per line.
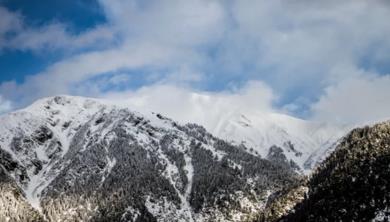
left=0, top=95, right=301, bottom=221
left=3, top=94, right=350, bottom=173
left=277, top=121, right=390, bottom=221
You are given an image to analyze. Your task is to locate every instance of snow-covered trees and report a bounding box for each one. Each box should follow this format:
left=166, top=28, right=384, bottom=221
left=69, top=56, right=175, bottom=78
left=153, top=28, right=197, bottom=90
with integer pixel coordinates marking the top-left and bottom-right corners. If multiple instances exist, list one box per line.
left=279, top=122, right=390, bottom=222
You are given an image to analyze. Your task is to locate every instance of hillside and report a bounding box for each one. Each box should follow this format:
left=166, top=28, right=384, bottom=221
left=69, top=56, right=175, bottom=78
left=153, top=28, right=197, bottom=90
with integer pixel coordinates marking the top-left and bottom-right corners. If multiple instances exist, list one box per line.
left=277, top=122, right=390, bottom=221
left=0, top=95, right=300, bottom=221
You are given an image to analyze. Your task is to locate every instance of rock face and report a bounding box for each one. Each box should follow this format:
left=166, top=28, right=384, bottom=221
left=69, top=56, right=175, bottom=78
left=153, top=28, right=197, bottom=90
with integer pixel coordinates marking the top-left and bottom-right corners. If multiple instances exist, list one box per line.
left=0, top=96, right=300, bottom=222
left=278, top=122, right=390, bottom=222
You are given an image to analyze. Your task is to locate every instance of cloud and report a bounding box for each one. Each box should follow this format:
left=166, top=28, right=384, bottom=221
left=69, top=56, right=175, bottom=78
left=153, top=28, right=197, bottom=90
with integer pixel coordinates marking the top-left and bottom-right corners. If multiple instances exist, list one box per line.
left=218, top=1, right=390, bottom=93
left=99, top=0, right=226, bottom=47
left=0, top=6, right=115, bottom=52
left=311, top=71, right=390, bottom=124
left=1, top=0, right=390, bottom=125
left=8, top=24, right=116, bottom=51
left=0, top=0, right=225, bottom=107
left=0, top=95, right=12, bottom=114
left=0, top=6, right=22, bottom=35
left=102, top=80, right=276, bottom=130
left=0, top=41, right=192, bottom=106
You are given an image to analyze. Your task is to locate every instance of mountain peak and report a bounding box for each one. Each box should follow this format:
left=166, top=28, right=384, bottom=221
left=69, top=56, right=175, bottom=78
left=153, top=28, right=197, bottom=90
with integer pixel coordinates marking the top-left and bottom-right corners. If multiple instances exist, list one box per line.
left=0, top=95, right=301, bottom=221
left=6, top=95, right=351, bottom=173
left=26, top=95, right=107, bottom=114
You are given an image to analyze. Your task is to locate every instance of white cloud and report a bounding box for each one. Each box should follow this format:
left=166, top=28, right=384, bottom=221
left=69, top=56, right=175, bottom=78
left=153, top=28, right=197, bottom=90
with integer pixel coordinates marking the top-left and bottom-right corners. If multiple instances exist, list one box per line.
left=0, top=6, right=22, bottom=35
left=0, top=6, right=115, bottom=51
left=0, top=95, right=12, bottom=114
left=8, top=24, right=115, bottom=51
left=99, top=0, right=226, bottom=47
left=220, top=1, right=390, bottom=89
left=312, top=71, right=390, bottom=124
left=0, top=42, right=191, bottom=105
left=102, top=80, right=276, bottom=130
left=0, top=0, right=224, bottom=106
left=1, top=1, right=390, bottom=125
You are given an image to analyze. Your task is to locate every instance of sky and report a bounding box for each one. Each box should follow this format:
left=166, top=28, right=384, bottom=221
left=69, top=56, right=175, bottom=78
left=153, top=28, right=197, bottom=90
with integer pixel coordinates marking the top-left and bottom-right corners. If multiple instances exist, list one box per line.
left=1, top=0, right=390, bottom=125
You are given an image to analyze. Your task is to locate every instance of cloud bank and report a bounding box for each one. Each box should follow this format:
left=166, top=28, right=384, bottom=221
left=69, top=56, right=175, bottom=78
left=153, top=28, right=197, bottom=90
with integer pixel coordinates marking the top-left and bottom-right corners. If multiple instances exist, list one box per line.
left=0, top=95, right=12, bottom=114
left=312, top=72, right=390, bottom=124
left=103, top=81, right=276, bottom=129
left=1, top=0, right=390, bottom=124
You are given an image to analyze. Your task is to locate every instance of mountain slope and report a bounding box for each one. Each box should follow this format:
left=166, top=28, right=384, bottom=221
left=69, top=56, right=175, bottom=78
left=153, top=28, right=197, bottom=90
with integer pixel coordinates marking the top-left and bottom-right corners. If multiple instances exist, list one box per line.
left=0, top=164, right=44, bottom=222
left=0, top=95, right=301, bottom=221
left=110, top=92, right=349, bottom=173
left=278, top=121, right=390, bottom=221
left=207, top=110, right=349, bottom=173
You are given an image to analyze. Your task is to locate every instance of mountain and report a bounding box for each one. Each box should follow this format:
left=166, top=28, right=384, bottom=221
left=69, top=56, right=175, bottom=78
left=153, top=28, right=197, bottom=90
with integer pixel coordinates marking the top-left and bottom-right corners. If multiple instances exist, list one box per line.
left=203, top=110, right=349, bottom=173
left=0, top=95, right=301, bottom=222
left=115, top=95, right=350, bottom=173
left=264, top=121, right=390, bottom=222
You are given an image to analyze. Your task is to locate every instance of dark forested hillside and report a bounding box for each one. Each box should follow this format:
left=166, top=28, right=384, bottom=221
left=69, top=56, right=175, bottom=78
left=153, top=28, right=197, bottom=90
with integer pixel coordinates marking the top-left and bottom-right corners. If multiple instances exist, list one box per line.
left=278, top=122, right=390, bottom=222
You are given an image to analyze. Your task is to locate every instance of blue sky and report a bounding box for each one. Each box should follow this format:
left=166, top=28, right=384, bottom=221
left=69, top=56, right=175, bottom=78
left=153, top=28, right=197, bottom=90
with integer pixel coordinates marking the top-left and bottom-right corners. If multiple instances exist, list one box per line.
left=1, top=0, right=390, bottom=124
left=1, top=0, right=105, bottom=31
left=0, top=0, right=104, bottom=85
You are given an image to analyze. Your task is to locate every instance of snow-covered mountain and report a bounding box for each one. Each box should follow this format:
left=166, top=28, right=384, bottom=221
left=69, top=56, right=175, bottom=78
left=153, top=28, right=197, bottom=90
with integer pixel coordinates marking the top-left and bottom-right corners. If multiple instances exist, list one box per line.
left=110, top=93, right=351, bottom=173
left=0, top=95, right=301, bottom=222
left=207, top=110, right=350, bottom=173
left=279, top=121, right=390, bottom=221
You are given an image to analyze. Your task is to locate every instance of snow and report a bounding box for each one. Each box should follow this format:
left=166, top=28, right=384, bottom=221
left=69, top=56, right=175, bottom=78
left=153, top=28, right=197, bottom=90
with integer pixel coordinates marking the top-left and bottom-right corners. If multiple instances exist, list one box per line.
left=201, top=142, right=226, bottom=161
left=0, top=96, right=111, bottom=211
left=145, top=196, right=182, bottom=221
left=122, top=206, right=140, bottom=221
left=24, top=163, right=59, bottom=212
left=156, top=145, right=195, bottom=221
left=0, top=95, right=352, bottom=214
left=13, top=95, right=350, bottom=173
left=180, top=154, right=195, bottom=222
left=210, top=110, right=351, bottom=172
left=229, top=190, right=271, bottom=222
left=24, top=175, right=43, bottom=211
left=373, top=207, right=390, bottom=221
left=100, top=157, right=116, bottom=184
